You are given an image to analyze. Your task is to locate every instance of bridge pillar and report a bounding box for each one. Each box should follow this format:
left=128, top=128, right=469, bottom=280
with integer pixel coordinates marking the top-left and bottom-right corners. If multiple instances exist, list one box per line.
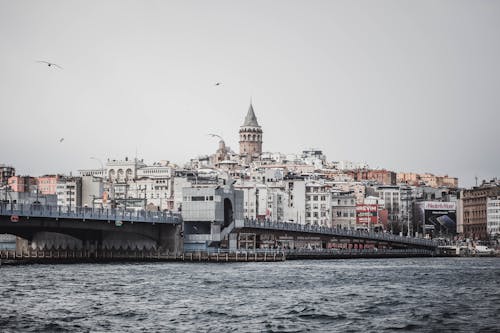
left=16, top=237, right=29, bottom=253
left=157, top=224, right=183, bottom=254
left=229, top=233, right=237, bottom=251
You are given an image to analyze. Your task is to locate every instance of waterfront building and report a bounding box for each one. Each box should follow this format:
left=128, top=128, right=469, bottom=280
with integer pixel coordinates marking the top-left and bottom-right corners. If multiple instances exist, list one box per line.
left=81, top=175, right=104, bottom=208
left=235, top=181, right=279, bottom=221
left=172, top=175, right=194, bottom=211
left=462, top=179, right=500, bottom=240
left=0, top=164, right=15, bottom=185
left=456, top=190, right=464, bottom=235
left=236, top=180, right=258, bottom=219
left=36, top=175, right=59, bottom=195
left=106, top=157, right=147, bottom=182
left=486, top=197, right=500, bottom=238
left=136, top=163, right=173, bottom=179
left=305, top=181, right=332, bottom=226
left=399, top=186, right=415, bottom=235
left=371, top=185, right=401, bottom=222
left=361, top=195, right=388, bottom=230
left=265, top=184, right=287, bottom=222
left=0, top=190, right=57, bottom=206
left=181, top=184, right=244, bottom=251
left=79, top=158, right=177, bottom=210
left=239, top=103, right=263, bottom=162
left=331, top=190, right=356, bottom=229
left=126, top=177, right=172, bottom=211
left=56, top=177, right=82, bottom=207
left=282, top=178, right=306, bottom=224
left=7, top=176, right=36, bottom=192
left=355, top=204, right=379, bottom=231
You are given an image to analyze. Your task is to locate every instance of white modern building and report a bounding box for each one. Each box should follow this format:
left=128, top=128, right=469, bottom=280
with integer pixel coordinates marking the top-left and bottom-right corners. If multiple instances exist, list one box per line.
left=487, top=197, right=500, bottom=238
left=56, top=177, right=82, bottom=207
left=305, top=181, right=331, bottom=226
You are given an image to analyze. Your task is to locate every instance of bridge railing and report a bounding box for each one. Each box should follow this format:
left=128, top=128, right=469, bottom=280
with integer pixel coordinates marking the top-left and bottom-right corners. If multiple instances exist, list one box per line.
left=182, top=248, right=434, bottom=256
left=0, top=203, right=182, bottom=224
left=282, top=248, right=435, bottom=256
left=242, top=219, right=437, bottom=247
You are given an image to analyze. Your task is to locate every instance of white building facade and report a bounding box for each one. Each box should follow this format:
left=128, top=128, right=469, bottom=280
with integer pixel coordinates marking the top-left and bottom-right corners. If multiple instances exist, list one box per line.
left=487, top=197, right=500, bottom=238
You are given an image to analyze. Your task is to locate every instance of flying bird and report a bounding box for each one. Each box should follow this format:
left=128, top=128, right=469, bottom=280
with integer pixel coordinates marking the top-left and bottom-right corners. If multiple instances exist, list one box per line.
left=214, top=82, right=222, bottom=86
left=59, top=138, right=64, bottom=143
left=37, top=61, right=63, bottom=69
left=208, top=133, right=224, bottom=141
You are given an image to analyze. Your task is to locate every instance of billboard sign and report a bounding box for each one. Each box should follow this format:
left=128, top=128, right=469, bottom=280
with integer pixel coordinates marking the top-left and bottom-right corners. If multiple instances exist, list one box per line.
left=418, top=201, right=457, bottom=236
left=356, top=204, right=378, bottom=225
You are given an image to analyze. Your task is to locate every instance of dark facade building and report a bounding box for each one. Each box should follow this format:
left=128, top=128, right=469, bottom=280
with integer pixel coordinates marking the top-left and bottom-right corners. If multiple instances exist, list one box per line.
left=462, top=180, right=500, bottom=240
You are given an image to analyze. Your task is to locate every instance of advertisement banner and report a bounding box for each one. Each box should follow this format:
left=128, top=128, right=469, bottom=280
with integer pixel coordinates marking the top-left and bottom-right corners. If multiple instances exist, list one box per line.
left=356, top=204, right=378, bottom=225
left=418, top=201, right=457, bottom=236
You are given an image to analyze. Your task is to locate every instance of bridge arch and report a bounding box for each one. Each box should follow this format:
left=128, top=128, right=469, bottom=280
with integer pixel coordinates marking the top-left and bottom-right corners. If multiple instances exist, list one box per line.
left=31, top=231, right=83, bottom=250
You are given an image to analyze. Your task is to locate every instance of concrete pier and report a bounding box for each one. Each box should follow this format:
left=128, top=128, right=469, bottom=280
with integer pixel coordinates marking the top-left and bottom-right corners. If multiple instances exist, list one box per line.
left=0, top=248, right=439, bottom=265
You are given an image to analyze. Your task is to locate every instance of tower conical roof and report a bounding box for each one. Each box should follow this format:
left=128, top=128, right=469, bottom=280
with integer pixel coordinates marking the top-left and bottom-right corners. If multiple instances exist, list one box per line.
left=242, top=103, right=260, bottom=127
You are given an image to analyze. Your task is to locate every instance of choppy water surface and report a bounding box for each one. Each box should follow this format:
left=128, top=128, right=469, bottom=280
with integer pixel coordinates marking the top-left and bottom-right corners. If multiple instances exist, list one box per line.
left=1, top=258, right=499, bottom=332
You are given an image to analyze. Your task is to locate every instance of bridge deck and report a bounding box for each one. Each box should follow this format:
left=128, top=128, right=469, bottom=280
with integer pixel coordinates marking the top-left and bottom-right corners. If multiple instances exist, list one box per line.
left=239, top=219, right=437, bottom=248
left=0, top=204, right=182, bottom=224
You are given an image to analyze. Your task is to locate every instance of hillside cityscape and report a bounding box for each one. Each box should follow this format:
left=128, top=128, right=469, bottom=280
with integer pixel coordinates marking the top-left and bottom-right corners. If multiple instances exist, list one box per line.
left=2, top=103, right=498, bottom=245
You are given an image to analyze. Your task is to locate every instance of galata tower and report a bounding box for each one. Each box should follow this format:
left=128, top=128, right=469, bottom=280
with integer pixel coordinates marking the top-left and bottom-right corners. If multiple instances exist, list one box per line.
left=239, top=103, right=263, bottom=160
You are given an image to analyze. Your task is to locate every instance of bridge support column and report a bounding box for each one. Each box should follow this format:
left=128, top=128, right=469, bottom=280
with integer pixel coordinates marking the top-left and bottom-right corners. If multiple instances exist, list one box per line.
left=158, top=224, right=183, bottom=254
left=229, top=233, right=237, bottom=251
left=16, top=237, right=30, bottom=253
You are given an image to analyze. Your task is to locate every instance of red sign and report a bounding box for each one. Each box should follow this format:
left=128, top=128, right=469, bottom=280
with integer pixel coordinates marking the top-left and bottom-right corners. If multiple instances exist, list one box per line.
left=10, top=215, right=19, bottom=222
left=356, top=204, right=378, bottom=225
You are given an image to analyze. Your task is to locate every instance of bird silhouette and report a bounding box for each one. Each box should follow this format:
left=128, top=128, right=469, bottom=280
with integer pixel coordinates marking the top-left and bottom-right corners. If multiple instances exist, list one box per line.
left=59, top=138, right=64, bottom=143
left=37, top=61, right=63, bottom=69
left=214, top=82, right=222, bottom=86
left=208, top=133, right=223, bottom=141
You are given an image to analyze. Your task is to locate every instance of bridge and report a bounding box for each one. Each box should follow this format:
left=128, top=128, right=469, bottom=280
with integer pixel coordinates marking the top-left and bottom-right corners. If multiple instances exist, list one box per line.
left=235, top=219, right=437, bottom=250
left=0, top=203, right=183, bottom=253
left=1, top=198, right=439, bottom=262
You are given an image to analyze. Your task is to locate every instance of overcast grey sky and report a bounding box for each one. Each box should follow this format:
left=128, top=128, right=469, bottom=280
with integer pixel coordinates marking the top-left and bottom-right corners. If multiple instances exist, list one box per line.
left=0, top=0, right=499, bottom=187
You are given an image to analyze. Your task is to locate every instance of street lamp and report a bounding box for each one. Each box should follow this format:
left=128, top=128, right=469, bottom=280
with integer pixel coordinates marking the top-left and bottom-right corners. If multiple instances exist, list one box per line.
left=90, top=157, right=104, bottom=179
left=90, top=156, right=106, bottom=208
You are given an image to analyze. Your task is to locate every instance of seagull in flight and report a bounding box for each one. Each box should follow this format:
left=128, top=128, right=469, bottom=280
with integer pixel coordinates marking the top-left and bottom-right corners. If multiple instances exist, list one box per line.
left=37, top=61, right=63, bottom=69
left=208, top=133, right=224, bottom=141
